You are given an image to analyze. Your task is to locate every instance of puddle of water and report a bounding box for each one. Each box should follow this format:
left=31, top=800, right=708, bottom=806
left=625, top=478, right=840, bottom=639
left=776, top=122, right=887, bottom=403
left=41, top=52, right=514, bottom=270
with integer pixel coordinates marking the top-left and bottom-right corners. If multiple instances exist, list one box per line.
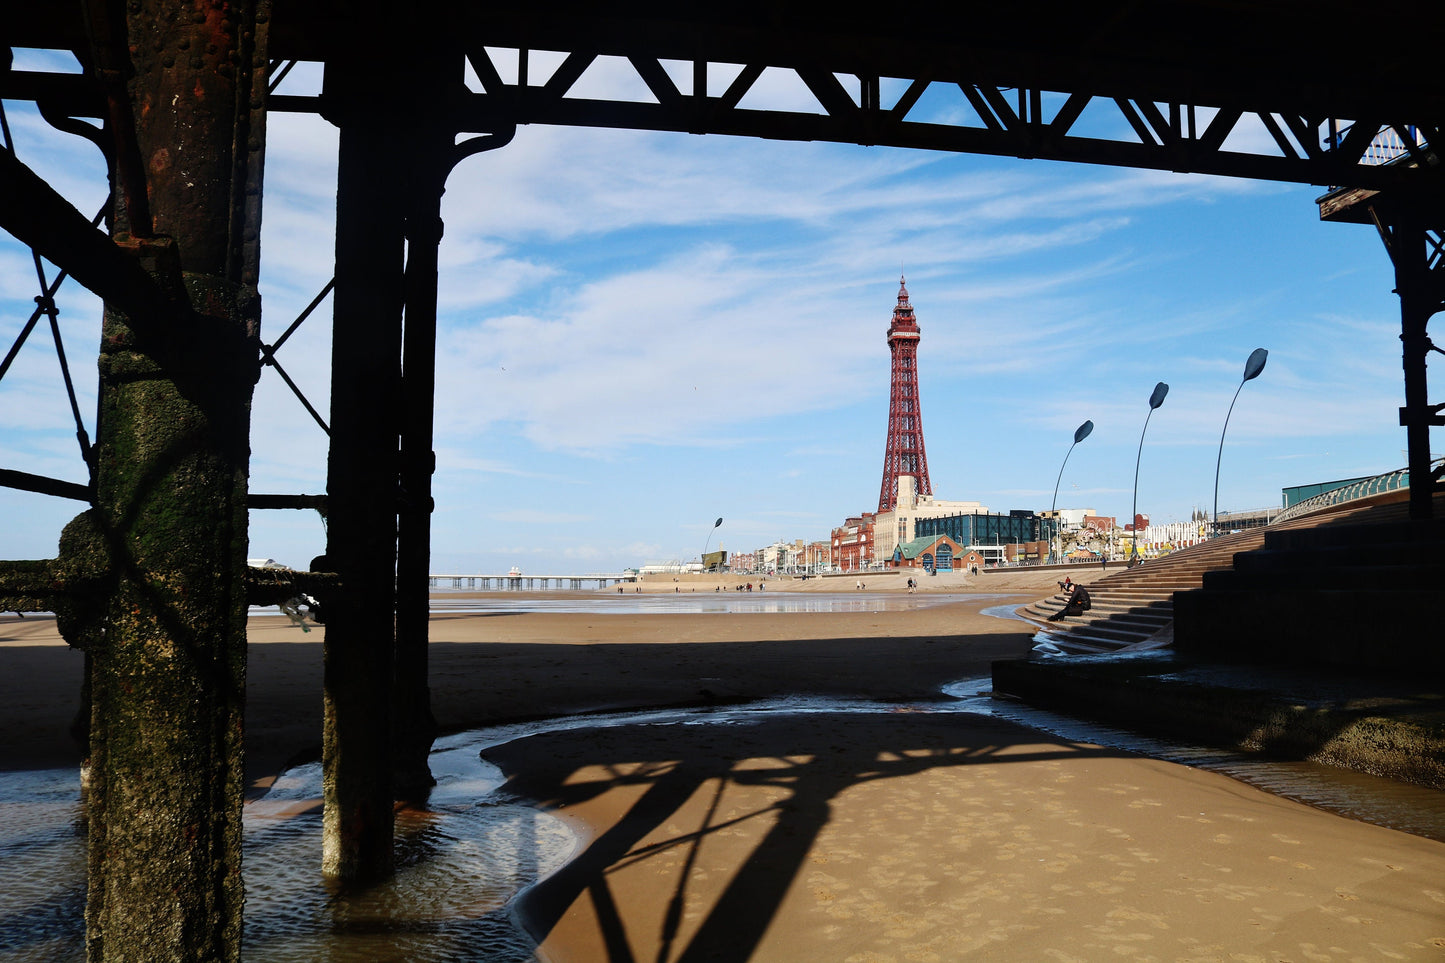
left=240, top=733, right=576, bottom=962
left=0, top=769, right=86, bottom=962
left=248, top=591, right=1029, bottom=619
left=0, top=736, right=575, bottom=963
left=427, top=592, right=993, bottom=616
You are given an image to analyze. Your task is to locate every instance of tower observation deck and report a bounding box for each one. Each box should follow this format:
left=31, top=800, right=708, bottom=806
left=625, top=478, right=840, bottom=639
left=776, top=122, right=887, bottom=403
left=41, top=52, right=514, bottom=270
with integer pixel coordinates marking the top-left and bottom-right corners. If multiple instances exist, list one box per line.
left=878, top=277, right=933, bottom=513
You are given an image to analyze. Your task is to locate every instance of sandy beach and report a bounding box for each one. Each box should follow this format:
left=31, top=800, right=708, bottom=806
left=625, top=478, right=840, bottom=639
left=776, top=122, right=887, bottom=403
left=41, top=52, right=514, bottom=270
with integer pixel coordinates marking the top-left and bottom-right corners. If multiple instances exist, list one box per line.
left=4, top=573, right=1445, bottom=960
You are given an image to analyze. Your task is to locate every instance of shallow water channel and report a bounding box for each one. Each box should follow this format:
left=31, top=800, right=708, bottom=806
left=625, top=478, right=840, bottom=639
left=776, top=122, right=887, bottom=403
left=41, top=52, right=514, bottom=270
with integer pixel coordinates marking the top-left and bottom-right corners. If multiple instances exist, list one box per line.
left=3, top=620, right=1443, bottom=960
left=426, top=590, right=994, bottom=616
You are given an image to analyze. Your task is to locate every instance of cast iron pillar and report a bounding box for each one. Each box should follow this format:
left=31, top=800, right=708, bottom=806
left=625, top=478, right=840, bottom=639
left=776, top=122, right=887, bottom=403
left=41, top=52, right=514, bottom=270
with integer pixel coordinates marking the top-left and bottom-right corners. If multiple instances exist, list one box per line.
left=80, top=0, right=269, bottom=958
left=392, top=115, right=517, bottom=799
left=1377, top=207, right=1444, bottom=520
left=319, top=60, right=407, bottom=881
left=393, top=123, right=448, bottom=802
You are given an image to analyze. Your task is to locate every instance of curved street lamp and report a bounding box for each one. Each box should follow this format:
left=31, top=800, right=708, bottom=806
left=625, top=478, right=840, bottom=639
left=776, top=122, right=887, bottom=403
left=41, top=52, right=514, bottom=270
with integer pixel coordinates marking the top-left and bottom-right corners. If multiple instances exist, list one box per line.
left=1130, top=382, right=1169, bottom=563
left=1049, top=419, right=1094, bottom=563
left=701, top=517, right=723, bottom=568
left=1212, top=348, right=1268, bottom=537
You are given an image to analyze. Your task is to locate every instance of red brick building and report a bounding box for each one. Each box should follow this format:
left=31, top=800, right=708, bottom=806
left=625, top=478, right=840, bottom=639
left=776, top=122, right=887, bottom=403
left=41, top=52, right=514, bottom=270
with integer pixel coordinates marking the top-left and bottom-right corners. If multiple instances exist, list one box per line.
left=831, top=513, right=876, bottom=571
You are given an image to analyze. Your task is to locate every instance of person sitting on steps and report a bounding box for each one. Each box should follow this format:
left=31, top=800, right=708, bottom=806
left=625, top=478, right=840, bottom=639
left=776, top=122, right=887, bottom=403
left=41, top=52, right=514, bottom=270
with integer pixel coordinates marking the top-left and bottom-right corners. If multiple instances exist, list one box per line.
left=1047, top=583, right=1091, bottom=621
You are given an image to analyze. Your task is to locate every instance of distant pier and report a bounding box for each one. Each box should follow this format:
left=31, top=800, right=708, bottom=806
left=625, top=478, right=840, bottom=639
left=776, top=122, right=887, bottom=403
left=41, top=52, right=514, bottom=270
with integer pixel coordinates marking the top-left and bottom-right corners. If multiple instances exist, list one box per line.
left=428, top=573, right=635, bottom=591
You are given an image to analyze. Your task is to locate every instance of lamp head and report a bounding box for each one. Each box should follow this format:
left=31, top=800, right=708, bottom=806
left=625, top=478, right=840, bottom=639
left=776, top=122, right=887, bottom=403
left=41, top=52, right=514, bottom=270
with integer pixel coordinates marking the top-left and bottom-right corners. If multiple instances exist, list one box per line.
left=1243, top=348, right=1268, bottom=382
left=714, top=517, right=723, bottom=528
left=1074, top=420, right=1094, bottom=444
left=1148, top=382, right=1169, bottom=409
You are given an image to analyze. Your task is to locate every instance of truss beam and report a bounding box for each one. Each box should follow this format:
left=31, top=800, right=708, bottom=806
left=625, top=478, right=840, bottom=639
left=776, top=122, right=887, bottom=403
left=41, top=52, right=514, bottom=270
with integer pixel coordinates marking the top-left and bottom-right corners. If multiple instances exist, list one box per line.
left=8, top=24, right=1442, bottom=195
left=241, top=64, right=1433, bottom=194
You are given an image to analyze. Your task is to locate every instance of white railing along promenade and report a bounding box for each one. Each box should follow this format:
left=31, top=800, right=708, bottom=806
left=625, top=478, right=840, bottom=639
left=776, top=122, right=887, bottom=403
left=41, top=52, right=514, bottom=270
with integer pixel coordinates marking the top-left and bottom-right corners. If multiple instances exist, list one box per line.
left=428, top=573, right=636, bottom=591
left=1272, top=458, right=1440, bottom=525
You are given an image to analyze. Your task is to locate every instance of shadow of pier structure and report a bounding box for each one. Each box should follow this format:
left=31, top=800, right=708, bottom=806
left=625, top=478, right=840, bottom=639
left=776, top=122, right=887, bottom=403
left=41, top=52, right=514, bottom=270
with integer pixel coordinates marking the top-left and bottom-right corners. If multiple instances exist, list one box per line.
left=488, top=711, right=1129, bottom=963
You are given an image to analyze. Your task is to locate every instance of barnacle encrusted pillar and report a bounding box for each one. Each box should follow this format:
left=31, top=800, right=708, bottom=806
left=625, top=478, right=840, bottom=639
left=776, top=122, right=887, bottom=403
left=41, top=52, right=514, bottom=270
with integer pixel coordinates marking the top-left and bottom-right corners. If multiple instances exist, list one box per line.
left=80, top=0, right=269, bottom=959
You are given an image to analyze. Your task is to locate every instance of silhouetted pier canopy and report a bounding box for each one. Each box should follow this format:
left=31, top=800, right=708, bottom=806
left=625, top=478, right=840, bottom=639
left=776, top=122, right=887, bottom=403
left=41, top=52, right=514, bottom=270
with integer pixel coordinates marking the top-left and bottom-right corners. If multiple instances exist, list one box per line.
left=7, top=3, right=1443, bottom=195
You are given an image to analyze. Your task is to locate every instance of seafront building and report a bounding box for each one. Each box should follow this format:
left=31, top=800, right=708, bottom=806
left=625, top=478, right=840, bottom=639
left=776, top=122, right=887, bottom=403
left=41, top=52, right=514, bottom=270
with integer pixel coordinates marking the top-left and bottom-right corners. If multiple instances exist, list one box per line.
left=831, top=513, right=877, bottom=572
left=915, top=509, right=1056, bottom=567
left=871, top=474, right=991, bottom=563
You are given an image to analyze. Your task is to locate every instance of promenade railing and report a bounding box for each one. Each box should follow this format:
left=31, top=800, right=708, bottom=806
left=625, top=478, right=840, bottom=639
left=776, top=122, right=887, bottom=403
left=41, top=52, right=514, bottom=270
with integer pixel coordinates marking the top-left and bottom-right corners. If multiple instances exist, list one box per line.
left=1271, top=458, right=1442, bottom=525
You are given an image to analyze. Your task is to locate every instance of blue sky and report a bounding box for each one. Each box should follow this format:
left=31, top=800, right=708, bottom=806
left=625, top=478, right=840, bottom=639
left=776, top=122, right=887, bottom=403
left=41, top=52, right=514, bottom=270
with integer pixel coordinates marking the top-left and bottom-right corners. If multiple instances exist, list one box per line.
left=1, top=54, right=1413, bottom=573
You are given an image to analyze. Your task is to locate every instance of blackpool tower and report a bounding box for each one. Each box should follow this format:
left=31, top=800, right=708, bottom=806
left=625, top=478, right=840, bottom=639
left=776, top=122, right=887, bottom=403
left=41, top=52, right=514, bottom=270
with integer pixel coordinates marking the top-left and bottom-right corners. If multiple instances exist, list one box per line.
left=877, top=276, right=933, bottom=513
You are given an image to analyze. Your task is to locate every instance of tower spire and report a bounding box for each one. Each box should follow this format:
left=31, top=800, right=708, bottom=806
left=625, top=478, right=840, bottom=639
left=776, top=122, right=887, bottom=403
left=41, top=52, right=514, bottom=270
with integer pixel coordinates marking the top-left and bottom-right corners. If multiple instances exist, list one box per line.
left=877, top=276, right=933, bottom=513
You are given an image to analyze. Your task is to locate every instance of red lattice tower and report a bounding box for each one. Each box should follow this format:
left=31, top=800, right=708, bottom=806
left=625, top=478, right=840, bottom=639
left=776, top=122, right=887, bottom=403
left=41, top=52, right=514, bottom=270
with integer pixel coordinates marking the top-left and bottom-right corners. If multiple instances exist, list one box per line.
left=877, top=276, right=933, bottom=513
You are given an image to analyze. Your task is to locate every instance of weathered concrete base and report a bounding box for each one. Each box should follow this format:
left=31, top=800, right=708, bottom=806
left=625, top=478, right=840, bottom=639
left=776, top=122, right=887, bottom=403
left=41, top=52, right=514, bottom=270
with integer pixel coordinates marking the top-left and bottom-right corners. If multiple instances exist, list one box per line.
left=992, top=655, right=1445, bottom=790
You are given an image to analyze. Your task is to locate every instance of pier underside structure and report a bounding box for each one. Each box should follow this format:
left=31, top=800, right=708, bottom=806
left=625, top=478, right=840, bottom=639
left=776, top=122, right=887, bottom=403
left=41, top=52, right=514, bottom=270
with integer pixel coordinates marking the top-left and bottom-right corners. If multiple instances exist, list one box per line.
left=1, top=3, right=1441, bottom=958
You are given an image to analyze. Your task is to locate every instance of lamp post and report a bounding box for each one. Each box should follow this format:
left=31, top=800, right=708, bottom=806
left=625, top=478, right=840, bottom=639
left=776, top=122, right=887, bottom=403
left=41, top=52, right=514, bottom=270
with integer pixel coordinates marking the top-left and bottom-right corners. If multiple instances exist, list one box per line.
left=1049, top=419, right=1094, bottom=563
left=701, top=517, right=723, bottom=570
left=1212, top=348, right=1268, bottom=537
left=1130, top=382, right=1169, bottom=564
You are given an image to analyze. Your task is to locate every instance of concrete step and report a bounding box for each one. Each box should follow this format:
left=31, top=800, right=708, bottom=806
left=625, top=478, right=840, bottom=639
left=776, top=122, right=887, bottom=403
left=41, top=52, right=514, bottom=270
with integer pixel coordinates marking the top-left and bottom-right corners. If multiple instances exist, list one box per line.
left=1204, top=564, right=1443, bottom=591
left=1042, top=631, right=1134, bottom=654
left=1098, top=586, right=1199, bottom=596
left=1174, top=586, right=1445, bottom=670
left=1024, top=593, right=1175, bottom=612
left=1234, top=543, right=1443, bottom=572
left=1062, top=622, right=1154, bottom=644
left=1104, top=613, right=1173, bottom=631
left=1264, top=517, right=1445, bottom=552
left=1020, top=603, right=1171, bottom=637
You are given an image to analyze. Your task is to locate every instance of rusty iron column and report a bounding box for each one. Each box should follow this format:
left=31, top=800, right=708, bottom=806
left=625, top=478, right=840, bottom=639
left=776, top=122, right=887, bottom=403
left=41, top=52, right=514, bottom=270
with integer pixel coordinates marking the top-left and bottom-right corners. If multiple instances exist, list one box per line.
left=1389, top=212, right=1443, bottom=520
left=393, top=139, right=447, bottom=801
left=318, top=58, right=407, bottom=881
left=1371, top=201, right=1444, bottom=520
left=393, top=76, right=516, bottom=798
left=76, top=0, right=269, bottom=959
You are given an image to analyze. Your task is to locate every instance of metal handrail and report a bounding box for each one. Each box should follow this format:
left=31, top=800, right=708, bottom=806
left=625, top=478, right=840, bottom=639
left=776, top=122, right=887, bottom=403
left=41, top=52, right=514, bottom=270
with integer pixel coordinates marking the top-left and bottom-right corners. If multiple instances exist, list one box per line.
left=1271, top=458, right=1442, bottom=525
left=1327, top=122, right=1429, bottom=166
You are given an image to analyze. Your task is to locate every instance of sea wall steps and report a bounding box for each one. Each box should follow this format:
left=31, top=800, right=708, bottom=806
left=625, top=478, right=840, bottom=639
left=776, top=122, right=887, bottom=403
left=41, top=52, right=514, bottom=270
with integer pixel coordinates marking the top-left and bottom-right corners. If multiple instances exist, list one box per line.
left=1018, top=488, right=1442, bottom=659
left=1174, top=491, right=1445, bottom=671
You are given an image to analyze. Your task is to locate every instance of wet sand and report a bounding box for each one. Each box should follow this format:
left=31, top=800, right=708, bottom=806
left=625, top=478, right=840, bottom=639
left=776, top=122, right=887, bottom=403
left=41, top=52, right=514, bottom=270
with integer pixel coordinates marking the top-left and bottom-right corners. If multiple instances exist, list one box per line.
left=5, top=574, right=1445, bottom=960
left=492, top=712, right=1445, bottom=962
left=0, top=578, right=1045, bottom=791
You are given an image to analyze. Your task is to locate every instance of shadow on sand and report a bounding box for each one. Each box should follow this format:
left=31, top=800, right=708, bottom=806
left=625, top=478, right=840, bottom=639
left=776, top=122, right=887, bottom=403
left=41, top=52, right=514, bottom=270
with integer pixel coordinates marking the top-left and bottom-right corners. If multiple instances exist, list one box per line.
left=489, top=709, right=1127, bottom=963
